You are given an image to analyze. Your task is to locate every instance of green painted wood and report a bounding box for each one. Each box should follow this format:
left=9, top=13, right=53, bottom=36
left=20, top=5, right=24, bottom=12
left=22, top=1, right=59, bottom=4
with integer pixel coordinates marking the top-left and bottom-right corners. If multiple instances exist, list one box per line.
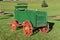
left=36, top=11, right=47, bottom=27
left=14, top=8, right=47, bottom=27
left=15, top=5, right=27, bottom=8
left=14, top=10, right=36, bottom=27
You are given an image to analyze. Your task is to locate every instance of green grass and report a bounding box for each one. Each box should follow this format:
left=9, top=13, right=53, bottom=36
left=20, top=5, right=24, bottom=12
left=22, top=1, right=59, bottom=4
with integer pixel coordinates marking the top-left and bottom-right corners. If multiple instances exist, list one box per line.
left=0, top=0, right=60, bottom=40
left=0, top=1, right=17, bottom=12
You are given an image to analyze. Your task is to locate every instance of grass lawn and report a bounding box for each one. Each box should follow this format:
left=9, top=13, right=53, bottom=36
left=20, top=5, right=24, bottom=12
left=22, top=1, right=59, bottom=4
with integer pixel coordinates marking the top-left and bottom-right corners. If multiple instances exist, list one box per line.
left=0, top=0, right=60, bottom=40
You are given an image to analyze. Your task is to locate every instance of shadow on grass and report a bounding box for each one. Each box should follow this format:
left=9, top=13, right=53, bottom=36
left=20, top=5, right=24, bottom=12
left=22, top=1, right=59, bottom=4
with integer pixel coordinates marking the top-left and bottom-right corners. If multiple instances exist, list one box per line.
left=54, top=19, right=60, bottom=21
left=16, top=26, right=22, bottom=30
left=48, top=22, right=55, bottom=32
left=32, top=27, right=39, bottom=36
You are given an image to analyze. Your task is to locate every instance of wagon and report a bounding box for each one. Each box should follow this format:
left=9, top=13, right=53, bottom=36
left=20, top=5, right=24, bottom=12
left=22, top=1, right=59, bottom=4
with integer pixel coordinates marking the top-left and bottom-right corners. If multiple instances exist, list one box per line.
left=11, top=3, right=49, bottom=36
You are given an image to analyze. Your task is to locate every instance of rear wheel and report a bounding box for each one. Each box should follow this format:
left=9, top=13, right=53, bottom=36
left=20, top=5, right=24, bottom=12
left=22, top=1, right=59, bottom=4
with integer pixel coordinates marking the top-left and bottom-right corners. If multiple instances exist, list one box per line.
left=39, top=24, right=49, bottom=33
left=11, top=20, right=17, bottom=30
left=23, top=20, right=33, bottom=36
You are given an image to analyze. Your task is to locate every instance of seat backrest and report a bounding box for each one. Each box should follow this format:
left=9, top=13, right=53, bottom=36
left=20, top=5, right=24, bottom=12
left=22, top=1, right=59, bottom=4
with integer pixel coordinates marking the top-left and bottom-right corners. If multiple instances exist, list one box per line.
left=15, top=3, right=28, bottom=11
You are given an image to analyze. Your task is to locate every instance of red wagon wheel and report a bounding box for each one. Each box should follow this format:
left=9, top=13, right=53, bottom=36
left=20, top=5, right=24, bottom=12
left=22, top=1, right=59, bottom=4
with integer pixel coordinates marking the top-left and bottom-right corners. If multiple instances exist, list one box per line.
left=39, top=25, right=49, bottom=33
left=23, top=20, right=33, bottom=36
left=11, top=20, right=17, bottom=30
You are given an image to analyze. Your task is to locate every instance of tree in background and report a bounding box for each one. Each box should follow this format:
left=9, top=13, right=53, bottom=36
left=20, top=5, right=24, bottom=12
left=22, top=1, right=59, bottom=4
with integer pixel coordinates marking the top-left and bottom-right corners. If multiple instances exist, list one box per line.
left=41, top=0, right=48, bottom=7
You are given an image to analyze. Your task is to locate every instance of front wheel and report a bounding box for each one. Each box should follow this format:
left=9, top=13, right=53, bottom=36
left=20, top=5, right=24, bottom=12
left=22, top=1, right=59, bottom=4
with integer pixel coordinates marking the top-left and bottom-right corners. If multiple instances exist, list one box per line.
left=23, top=20, right=33, bottom=36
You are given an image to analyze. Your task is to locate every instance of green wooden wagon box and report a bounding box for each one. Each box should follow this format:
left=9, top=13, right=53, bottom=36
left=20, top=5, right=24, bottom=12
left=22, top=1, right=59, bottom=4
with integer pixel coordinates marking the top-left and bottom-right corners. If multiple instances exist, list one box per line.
left=11, top=3, right=49, bottom=36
